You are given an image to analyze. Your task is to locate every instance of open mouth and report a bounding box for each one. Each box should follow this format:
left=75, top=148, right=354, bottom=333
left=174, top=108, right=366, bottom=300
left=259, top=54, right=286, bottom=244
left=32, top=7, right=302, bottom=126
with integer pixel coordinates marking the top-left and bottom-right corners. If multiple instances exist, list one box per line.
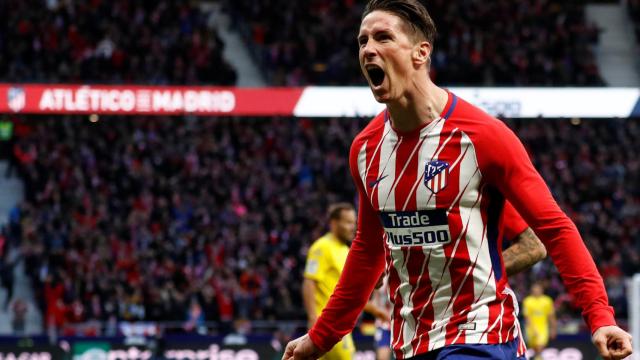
left=366, top=65, right=386, bottom=87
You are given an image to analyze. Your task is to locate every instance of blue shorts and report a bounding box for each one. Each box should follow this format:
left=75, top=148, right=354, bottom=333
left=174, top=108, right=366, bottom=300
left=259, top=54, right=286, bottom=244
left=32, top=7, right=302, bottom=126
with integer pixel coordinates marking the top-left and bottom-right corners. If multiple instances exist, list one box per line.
left=374, top=327, right=391, bottom=349
left=408, top=338, right=526, bottom=360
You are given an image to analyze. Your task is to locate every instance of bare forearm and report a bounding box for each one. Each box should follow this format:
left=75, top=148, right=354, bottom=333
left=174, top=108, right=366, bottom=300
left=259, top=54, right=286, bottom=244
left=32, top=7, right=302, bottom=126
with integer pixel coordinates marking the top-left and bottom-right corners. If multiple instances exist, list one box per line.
left=363, top=301, right=378, bottom=315
left=302, top=278, right=317, bottom=321
left=504, top=228, right=546, bottom=276
left=364, top=301, right=390, bottom=323
left=550, top=313, right=558, bottom=336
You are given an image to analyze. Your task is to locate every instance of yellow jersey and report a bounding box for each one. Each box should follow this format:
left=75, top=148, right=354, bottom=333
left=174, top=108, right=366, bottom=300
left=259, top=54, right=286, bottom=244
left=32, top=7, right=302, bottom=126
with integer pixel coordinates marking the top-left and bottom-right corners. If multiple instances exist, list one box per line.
left=523, top=294, right=554, bottom=330
left=304, top=233, right=350, bottom=315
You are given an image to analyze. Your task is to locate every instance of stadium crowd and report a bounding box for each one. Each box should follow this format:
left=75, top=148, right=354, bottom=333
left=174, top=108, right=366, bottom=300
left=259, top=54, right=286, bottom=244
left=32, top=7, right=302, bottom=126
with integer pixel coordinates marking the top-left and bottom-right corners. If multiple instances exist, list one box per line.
left=225, top=0, right=604, bottom=86
left=1, top=0, right=237, bottom=85
left=5, top=115, right=363, bottom=335
left=3, top=115, right=639, bottom=336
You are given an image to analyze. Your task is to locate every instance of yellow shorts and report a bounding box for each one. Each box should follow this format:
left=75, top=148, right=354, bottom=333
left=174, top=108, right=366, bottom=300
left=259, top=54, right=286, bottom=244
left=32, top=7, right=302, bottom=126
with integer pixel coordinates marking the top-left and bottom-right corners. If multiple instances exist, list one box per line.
left=526, top=326, right=549, bottom=348
left=321, top=334, right=355, bottom=360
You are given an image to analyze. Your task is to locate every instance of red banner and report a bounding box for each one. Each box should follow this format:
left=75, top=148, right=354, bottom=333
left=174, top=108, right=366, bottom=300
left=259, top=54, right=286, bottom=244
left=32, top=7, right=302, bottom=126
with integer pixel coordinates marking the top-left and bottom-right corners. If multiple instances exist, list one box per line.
left=0, top=84, right=304, bottom=116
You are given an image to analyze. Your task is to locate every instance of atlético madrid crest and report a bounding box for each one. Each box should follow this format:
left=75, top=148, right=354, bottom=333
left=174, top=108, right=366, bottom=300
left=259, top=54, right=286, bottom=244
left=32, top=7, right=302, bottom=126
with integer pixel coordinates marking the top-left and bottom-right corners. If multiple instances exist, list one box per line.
left=424, top=160, right=450, bottom=193
left=7, top=87, right=25, bottom=113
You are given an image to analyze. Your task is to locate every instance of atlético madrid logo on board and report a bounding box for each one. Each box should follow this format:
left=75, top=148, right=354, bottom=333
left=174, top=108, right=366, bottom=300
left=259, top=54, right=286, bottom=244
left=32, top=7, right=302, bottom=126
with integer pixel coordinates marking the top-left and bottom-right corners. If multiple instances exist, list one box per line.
left=7, top=87, right=25, bottom=113
left=424, top=160, right=449, bottom=193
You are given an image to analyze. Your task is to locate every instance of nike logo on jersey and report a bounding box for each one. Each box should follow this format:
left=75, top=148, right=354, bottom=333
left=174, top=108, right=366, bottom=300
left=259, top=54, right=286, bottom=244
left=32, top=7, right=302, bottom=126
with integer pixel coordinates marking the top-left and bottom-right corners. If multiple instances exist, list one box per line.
left=368, top=174, right=388, bottom=188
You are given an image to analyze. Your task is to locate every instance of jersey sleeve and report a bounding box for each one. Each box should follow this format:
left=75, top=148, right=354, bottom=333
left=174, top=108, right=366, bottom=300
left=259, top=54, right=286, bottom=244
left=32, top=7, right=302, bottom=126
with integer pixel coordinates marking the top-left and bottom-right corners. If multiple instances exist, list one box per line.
left=308, top=139, right=387, bottom=352
left=304, top=241, right=328, bottom=282
left=474, top=119, right=615, bottom=334
left=502, top=200, right=528, bottom=241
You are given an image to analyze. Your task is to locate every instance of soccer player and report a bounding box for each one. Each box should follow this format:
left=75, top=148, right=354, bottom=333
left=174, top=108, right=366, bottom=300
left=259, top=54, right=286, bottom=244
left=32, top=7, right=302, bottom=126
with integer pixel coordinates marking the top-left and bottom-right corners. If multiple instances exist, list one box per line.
left=523, top=283, right=557, bottom=360
left=303, top=203, right=390, bottom=360
left=283, top=0, right=633, bottom=359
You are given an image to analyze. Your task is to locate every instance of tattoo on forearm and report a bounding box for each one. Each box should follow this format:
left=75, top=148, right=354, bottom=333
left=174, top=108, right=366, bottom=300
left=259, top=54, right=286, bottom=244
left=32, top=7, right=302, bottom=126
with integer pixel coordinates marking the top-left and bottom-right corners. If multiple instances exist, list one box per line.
left=504, top=228, right=545, bottom=276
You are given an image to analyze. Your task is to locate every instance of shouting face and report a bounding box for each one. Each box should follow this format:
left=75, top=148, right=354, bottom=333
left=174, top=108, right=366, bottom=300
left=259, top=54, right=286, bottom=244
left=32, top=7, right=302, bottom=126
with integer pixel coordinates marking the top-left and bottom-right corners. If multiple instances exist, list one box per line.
left=358, top=10, right=431, bottom=103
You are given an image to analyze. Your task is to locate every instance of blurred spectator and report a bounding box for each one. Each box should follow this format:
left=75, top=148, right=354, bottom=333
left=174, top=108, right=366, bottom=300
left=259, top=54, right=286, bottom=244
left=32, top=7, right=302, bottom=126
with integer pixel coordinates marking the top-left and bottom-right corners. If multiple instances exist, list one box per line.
left=630, top=0, right=640, bottom=42
left=226, top=0, right=603, bottom=86
left=6, top=115, right=639, bottom=336
left=0, top=233, right=6, bottom=260
left=184, top=299, right=206, bottom=334
left=0, top=249, right=17, bottom=310
left=2, top=0, right=236, bottom=85
left=11, top=298, right=28, bottom=335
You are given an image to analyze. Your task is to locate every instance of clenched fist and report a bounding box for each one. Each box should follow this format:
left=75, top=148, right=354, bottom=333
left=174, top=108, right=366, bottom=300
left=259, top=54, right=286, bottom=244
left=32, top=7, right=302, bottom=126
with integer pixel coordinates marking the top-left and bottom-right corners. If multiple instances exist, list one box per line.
left=592, top=325, right=633, bottom=360
left=282, top=334, right=324, bottom=360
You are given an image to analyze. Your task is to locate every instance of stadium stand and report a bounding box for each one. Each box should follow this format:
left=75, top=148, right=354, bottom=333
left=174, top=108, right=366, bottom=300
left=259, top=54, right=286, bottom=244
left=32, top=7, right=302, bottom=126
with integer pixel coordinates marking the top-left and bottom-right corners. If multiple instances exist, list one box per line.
left=0, top=0, right=237, bottom=85
left=6, top=115, right=362, bottom=335
left=225, top=0, right=605, bottom=86
left=5, top=115, right=638, bottom=336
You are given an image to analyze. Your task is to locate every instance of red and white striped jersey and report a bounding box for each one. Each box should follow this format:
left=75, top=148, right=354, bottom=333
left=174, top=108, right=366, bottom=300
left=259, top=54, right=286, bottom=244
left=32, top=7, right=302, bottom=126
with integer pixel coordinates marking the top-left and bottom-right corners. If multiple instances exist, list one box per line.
left=309, top=92, right=616, bottom=359
left=373, top=202, right=527, bottom=337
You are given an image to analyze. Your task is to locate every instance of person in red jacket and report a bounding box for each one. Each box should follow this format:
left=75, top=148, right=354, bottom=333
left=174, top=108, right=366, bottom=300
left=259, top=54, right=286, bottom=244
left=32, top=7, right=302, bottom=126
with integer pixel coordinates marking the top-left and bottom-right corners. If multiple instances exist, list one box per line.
left=283, top=0, right=632, bottom=359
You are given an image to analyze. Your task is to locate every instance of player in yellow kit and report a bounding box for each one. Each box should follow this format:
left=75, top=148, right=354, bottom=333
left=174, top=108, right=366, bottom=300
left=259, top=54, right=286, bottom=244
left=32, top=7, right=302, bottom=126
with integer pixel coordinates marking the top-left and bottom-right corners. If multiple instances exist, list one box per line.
left=303, top=203, right=388, bottom=360
left=523, top=282, right=557, bottom=359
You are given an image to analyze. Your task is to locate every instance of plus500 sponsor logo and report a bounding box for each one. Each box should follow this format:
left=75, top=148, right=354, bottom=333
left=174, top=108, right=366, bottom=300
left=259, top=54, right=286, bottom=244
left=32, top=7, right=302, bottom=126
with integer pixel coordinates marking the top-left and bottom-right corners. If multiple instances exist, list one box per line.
left=381, top=210, right=451, bottom=248
left=385, top=229, right=450, bottom=247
